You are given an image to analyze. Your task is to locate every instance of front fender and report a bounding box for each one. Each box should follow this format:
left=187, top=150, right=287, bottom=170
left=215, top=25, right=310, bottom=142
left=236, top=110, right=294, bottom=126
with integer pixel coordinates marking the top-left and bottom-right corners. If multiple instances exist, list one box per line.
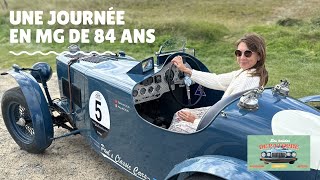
left=165, top=155, right=277, bottom=180
left=7, top=70, right=53, bottom=147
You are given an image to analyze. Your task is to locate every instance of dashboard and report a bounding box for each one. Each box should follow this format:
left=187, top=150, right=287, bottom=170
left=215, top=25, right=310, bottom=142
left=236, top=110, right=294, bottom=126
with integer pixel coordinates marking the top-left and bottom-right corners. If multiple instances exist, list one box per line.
left=132, top=63, right=184, bottom=104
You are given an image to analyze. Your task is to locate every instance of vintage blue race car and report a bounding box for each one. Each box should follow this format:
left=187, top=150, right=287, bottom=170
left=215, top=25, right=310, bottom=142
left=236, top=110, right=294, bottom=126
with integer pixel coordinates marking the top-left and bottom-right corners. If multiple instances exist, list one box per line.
left=1, top=39, right=320, bottom=180
left=260, top=148, right=298, bottom=164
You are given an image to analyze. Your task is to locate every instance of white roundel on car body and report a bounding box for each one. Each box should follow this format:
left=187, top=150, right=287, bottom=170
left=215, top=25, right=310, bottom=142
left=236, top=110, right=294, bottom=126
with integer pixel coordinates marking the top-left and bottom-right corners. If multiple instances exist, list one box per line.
left=89, top=91, right=110, bottom=129
left=272, top=110, right=320, bottom=170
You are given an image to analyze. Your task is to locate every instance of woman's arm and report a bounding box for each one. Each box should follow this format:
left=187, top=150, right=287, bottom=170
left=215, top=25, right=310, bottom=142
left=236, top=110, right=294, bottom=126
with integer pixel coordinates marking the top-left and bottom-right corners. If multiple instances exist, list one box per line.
left=171, top=55, right=237, bottom=91
left=190, top=69, right=236, bottom=91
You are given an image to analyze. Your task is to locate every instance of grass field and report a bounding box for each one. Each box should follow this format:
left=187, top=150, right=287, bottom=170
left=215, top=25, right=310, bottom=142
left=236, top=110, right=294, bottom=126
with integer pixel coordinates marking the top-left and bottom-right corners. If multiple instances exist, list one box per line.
left=0, top=0, right=320, bottom=97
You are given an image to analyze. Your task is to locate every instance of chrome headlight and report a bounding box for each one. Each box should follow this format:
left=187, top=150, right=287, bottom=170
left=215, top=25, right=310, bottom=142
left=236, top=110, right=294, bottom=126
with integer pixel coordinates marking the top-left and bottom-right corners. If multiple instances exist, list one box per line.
left=267, top=152, right=271, bottom=157
left=286, top=152, right=291, bottom=157
left=292, top=152, right=297, bottom=157
left=261, top=152, right=266, bottom=157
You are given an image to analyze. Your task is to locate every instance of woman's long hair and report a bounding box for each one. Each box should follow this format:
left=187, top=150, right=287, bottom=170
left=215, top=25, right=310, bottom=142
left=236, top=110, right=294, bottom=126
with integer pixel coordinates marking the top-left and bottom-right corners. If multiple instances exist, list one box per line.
left=236, top=33, right=268, bottom=86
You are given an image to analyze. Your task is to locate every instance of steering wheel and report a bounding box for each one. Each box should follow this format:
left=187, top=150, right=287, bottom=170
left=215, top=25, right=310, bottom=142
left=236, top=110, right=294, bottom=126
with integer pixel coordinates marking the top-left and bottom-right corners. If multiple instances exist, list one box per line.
left=166, top=52, right=205, bottom=107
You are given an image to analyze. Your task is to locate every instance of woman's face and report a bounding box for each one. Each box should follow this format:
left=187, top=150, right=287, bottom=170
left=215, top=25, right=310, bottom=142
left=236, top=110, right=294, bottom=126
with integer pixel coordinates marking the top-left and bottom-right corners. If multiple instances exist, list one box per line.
left=236, top=42, right=259, bottom=70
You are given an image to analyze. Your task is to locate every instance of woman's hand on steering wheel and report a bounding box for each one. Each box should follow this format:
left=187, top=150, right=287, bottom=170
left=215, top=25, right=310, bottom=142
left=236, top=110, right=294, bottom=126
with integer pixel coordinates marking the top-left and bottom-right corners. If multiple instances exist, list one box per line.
left=167, top=52, right=204, bottom=107
left=171, top=56, right=192, bottom=76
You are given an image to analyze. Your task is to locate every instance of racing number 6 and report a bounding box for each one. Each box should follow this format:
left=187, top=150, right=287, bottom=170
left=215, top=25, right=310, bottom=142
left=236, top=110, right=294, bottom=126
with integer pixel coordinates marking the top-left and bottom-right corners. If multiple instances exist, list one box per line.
left=95, top=100, right=102, bottom=121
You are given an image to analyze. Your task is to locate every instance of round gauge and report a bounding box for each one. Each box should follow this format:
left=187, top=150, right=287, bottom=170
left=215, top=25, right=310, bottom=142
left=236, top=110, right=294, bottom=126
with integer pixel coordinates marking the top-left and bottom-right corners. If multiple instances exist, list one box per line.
left=140, top=88, right=146, bottom=95
left=142, top=77, right=153, bottom=86
left=132, top=90, right=138, bottom=97
left=148, top=86, right=154, bottom=93
left=154, top=75, right=162, bottom=83
left=155, top=85, right=161, bottom=92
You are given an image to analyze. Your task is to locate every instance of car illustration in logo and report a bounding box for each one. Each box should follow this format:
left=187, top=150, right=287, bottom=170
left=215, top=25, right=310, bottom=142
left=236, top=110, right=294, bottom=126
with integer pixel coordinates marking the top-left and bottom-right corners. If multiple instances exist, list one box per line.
left=260, top=148, right=298, bottom=164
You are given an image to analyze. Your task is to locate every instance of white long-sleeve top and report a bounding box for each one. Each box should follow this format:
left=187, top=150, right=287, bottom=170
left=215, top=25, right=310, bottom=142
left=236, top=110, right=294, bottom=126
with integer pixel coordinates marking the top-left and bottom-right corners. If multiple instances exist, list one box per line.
left=190, top=68, right=260, bottom=99
left=169, top=68, right=261, bottom=133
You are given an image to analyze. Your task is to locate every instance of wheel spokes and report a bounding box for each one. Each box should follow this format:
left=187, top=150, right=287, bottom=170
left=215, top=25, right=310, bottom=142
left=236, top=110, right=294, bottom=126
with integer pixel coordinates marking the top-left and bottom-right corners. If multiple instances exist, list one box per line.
left=14, top=104, right=34, bottom=137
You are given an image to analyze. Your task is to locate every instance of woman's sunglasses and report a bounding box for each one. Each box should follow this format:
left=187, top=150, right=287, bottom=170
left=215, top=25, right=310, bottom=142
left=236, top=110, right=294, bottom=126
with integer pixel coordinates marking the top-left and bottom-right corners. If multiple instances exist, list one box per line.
left=234, top=50, right=253, bottom=58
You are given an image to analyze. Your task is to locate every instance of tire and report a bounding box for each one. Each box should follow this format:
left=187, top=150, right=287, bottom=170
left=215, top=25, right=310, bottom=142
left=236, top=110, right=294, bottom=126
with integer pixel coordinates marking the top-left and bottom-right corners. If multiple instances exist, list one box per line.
left=184, top=173, right=225, bottom=180
left=1, top=87, right=52, bottom=154
left=289, top=161, right=295, bottom=164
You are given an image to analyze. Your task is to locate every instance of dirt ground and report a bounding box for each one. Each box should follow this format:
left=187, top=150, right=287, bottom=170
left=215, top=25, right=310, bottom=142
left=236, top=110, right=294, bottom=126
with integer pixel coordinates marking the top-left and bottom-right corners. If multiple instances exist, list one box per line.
left=0, top=71, right=129, bottom=180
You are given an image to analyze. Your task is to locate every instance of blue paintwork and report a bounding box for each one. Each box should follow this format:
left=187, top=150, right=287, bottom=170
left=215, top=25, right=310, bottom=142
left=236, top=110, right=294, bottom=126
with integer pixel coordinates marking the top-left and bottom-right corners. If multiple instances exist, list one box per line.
left=53, top=51, right=320, bottom=180
left=299, top=95, right=320, bottom=103
left=7, top=50, right=320, bottom=180
left=7, top=70, right=53, bottom=149
left=30, top=62, right=53, bottom=83
left=165, top=155, right=278, bottom=180
left=55, top=52, right=320, bottom=179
